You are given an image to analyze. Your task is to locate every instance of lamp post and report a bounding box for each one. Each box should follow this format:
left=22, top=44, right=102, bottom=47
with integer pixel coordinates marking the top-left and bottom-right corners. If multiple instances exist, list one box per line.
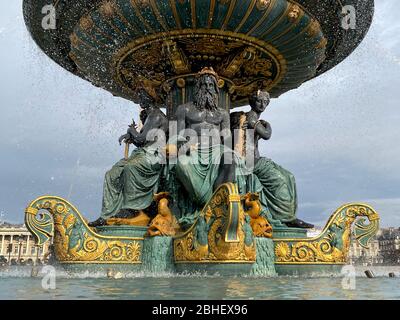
left=34, top=240, right=40, bottom=266
left=17, top=234, right=23, bottom=264
left=7, top=243, right=12, bottom=265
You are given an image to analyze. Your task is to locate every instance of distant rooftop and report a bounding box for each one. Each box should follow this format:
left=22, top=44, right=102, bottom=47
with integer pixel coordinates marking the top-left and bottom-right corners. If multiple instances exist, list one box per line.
left=378, top=227, right=400, bottom=240
left=0, top=222, right=25, bottom=228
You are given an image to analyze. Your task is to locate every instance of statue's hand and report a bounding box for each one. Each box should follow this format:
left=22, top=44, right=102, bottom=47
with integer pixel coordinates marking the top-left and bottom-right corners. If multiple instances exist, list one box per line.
left=128, top=120, right=137, bottom=129
left=118, top=133, right=131, bottom=145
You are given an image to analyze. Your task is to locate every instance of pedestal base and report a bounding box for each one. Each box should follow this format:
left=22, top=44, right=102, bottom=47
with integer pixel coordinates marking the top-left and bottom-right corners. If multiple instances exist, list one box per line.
left=273, top=227, right=308, bottom=239
left=60, top=236, right=278, bottom=276
left=96, top=225, right=148, bottom=237
left=25, top=195, right=380, bottom=277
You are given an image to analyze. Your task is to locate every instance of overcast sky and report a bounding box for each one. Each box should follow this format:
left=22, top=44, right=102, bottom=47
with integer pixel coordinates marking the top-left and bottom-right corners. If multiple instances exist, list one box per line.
left=0, top=0, right=399, bottom=227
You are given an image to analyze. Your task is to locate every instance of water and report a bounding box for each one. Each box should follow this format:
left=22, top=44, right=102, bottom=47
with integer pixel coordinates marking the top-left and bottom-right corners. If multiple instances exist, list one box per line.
left=0, top=266, right=399, bottom=299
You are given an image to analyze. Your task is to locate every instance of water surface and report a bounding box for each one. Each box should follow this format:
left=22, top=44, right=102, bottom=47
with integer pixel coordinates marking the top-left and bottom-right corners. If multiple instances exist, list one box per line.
left=1, top=266, right=399, bottom=300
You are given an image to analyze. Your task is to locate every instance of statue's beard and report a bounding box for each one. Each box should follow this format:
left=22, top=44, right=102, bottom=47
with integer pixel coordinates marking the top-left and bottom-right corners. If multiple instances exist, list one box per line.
left=195, top=89, right=218, bottom=111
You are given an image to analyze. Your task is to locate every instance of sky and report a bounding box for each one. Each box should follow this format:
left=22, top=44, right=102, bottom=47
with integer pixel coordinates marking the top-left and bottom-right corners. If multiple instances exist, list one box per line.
left=0, top=0, right=399, bottom=227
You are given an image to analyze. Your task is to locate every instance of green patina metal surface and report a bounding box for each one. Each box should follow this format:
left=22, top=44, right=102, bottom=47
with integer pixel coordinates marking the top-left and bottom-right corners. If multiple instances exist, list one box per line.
left=67, top=0, right=325, bottom=105
left=96, top=225, right=148, bottom=237
left=142, top=237, right=175, bottom=273
left=23, top=0, right=374, bottom=108
left=273, top=227, right=307, bottom=239
left=251, top=238, right=277, bottom=276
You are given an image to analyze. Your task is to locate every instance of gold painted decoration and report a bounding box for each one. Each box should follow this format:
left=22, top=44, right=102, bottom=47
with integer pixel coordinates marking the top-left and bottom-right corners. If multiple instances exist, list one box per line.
left=99, top=1, right=116, bottom=18
left=110, top=30, right=285, bottom=105
left=182, top=37, right=242, bottom=57
left=174, top=183, right=256, bottom=263
left=106, top=211, right=151, bottom=226
left=175, top=78, right=185, bottom=88
left=274, top=203, right=380, bottom=264
left=287, top=3, right=302, bottom=22
left=24, top=196, right=143, bottom=264
left=79, top=16, right=94, bottom=31
left=316, top=37, right=328, bottom=50
left=147, top=192, right=181, bottom=237
left=162, top=40, right=191, bottom=74
left=306, top=19, right=322, bottom=37
left=242, top=193, right=273, bottom=238
left=219, top=47, right=255, bottom=78
left=256, top=0, right=271, bottom=10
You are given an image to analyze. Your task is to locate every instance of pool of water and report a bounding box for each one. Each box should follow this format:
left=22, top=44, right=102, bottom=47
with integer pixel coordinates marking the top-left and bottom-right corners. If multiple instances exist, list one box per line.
left=0, top=266, right=399, bottom=299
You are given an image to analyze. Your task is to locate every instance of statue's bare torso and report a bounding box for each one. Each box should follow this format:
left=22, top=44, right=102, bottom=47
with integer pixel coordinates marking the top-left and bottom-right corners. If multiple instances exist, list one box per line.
left=176, top=102, right=230, bottom=143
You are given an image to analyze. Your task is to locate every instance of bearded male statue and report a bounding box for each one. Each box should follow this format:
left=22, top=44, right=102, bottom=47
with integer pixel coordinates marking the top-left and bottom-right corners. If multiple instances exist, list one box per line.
left=173, top=68, right=236, bottom=207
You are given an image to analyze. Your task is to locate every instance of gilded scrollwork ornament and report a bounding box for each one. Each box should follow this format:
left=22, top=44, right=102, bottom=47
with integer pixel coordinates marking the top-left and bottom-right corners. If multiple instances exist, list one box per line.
left=25, top=196, right=143, bottom=264
left=274, top=203, right=380, bottom=264
left=110, top=32, right=286, bottom=106
left=174, top=183, right=256, bottom=263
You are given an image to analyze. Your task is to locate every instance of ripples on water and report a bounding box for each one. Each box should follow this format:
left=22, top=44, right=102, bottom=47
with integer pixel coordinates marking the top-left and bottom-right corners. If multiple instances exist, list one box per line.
left=1, top=266, right=400, bottom=299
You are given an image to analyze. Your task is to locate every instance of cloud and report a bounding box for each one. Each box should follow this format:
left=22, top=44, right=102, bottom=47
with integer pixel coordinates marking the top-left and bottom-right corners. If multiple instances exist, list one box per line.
left=299, top=198, right=400, bottom=228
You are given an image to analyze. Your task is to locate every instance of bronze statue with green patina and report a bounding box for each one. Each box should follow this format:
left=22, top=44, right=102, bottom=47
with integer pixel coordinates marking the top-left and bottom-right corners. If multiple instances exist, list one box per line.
left=89, top=95, right=168, bottom=227
left=174, top=68, right=237, bottom=207
left=231, top=91, right=313, bottom=229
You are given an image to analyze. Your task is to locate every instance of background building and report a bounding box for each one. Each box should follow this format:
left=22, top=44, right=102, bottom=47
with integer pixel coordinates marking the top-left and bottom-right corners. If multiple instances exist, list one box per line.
left=377, top=227, right=400, bottom=264
left=0, top=223, right=51, bottom=265
left=349, top=237, right=383, bottom=265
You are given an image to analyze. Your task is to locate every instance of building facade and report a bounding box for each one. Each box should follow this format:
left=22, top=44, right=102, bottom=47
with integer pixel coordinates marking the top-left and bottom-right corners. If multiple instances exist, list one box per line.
left=0, top=223, right=51, bottom=265
left=377, top=227, right=400, bottom=264
left=349, top=237, right=383, bottom=265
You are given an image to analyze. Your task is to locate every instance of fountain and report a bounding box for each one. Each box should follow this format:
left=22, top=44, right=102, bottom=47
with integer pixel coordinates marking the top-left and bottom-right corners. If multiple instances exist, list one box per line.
left=23, top=0, right=379, bottom=275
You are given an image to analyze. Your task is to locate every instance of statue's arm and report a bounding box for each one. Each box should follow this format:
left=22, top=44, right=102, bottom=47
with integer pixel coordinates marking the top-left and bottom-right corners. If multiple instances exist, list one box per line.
left=254, top=120, right=272, bottom=140
left=176, top=104, right=186, bottom=136
left=118, top=118, right=141, bottom=145
left=129, top=112, right=162, bottom=146
left=221, top=111, right=232, bottom=146
left=175, top=104, right=189, bottom=147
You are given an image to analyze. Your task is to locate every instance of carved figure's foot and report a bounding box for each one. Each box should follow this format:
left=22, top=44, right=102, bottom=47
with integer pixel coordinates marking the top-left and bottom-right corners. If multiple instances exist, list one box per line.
left=285, top=219, right=314, bottom=229
left=88, top=217, right=106, bottom=227
left=153, top=192, right=170, bottom=202
left=106, top=211, right=151, bottom=226
left=114, top=209, right=136, bottom=218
